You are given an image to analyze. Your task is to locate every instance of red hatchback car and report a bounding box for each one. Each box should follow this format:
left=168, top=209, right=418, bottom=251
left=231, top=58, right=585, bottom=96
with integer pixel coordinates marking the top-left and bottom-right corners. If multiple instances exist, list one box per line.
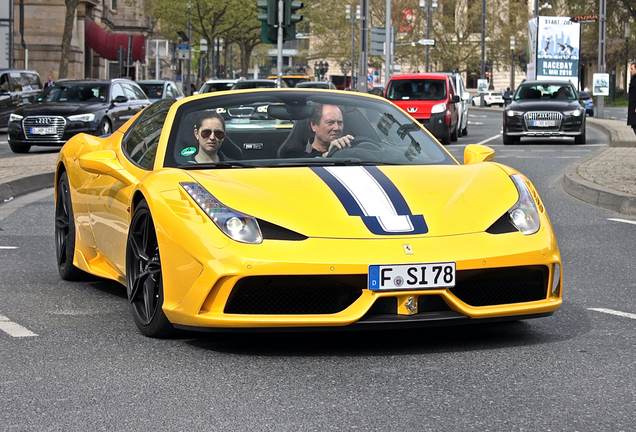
left=385, top=73, right=460, bottom=144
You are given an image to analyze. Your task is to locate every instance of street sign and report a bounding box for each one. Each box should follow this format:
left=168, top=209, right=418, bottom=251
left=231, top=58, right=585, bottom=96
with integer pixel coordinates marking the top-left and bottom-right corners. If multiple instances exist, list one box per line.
left=418, top=39, right=435, bottom=46
left=178, top=43, right=190, bottom=59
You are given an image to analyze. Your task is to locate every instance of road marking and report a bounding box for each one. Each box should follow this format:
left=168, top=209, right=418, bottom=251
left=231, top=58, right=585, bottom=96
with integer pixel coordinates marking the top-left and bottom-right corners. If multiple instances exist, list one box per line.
left=0, top=246, right=18, bottom=249
left=475, top=134, right=502, bottom=146
left=589, top=308, right=636, bottom=320
left=607, top=218, right=636, bottom=226
left=0, top=314, right=38, bottom=337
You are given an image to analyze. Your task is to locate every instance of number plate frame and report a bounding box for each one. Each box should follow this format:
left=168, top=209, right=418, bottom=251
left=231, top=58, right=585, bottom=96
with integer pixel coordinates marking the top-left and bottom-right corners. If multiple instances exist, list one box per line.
left=531, top=120, right=556, bottom=127
left=30, top=126, right=56, bottom=135
left=368, top=262, right=456, bottom=291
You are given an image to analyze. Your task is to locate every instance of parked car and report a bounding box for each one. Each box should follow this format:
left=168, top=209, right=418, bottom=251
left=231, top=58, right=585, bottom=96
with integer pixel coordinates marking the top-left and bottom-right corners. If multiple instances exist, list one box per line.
left=502, top=80, right=586, bottom=145
left=295, top=81, right=337, bottom=89
left=268, top=74, right=311, bottom=87
left=368, top=84, right=386, bottom=96
left=197, top=78, right=242, bottom=94
left=232, top=79, right=288, bottom=90
left=385, top=73, right=460, bottom=144
left=472, top=91, right=505, bottom=107
left=138, top=80, right=184, bottom=102
left=578, top=90, right=594, bottom=116
left=7, top=78, right=150, bottom=153
left=0, top=69, right=42, bottom=127
left=441, top=71, right=471, bottom=136
left=53, top=88, right=562, bottom=337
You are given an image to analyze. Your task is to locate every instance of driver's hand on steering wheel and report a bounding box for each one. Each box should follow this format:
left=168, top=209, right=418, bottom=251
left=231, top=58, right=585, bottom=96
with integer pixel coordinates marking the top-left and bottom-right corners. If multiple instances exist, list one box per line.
left=322, top=134, right=354, bottom=158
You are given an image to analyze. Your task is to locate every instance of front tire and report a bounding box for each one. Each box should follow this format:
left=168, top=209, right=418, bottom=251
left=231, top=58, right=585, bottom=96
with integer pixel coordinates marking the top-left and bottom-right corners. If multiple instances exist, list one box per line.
left=55, top=172, right=86, bottom=280
left=503, top=132, right=518, bottom=145
left=98, top=118, right=112, bottom=136
left=9, top=142, right=31, bottom=153
left=574, top=129, right=586, bottom=145
left=450, top=124, right=458, bottom=142
left=126, top=200, right=175, bottom=338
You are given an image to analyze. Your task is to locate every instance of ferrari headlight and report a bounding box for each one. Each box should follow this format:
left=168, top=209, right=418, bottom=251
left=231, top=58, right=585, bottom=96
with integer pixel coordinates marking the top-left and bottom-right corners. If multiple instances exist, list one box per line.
left=508, top=175, right=540, bottom=235
left=431, top=103, right=447, bottom=114
left=257, top=105, right=268, bottom=113
left=563, top=108, right=581, bottom=117
left=9, top=113, right=23, bottom=122
left=68, top=113, right=96, bottom=122
left=181, top=182, right=263, bottom=244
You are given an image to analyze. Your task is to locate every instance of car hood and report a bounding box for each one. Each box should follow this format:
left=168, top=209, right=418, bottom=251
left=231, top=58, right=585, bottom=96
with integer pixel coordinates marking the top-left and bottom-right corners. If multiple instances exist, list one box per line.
left=185, top=163, right=519, bottom=239
left=508, top=100, right=580, bottom=111
left=13, top=102, right=108, bottom=117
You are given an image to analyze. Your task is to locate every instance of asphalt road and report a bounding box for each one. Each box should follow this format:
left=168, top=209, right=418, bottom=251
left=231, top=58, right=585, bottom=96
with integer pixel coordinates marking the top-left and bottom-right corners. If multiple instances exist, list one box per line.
left=1, top=111, right=636, bottom=431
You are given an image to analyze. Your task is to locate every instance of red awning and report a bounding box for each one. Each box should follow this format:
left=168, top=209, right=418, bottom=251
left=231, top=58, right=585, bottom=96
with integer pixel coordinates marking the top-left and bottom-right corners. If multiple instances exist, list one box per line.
left=84, top=16, right=145, bottom=62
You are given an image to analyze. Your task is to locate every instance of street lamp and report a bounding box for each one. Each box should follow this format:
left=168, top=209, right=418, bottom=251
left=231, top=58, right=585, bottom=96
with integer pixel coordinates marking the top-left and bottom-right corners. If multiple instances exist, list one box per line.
left=419, top=0, right=438, bottom=72
left=340, top=61, right=351, bottom=81
left=314, top=61, right=329, bottom=81
left=346, top=4, right=360, bottom=91
left=510, top=36, right=515, bottom=92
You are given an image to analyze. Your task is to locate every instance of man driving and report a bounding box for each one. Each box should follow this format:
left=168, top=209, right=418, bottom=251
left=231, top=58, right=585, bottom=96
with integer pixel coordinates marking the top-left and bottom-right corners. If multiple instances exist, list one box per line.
left=283, top=103, right=354, bottom=158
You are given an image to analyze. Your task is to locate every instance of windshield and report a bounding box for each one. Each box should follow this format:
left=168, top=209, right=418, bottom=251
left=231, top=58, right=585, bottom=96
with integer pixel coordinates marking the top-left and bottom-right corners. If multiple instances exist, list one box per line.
left=40, top=82, right=109, bottom=103
left=139, top=83, right=164, bottom=100
left=163, top=91, right=456, bottom=169
left=386, top=79, right=447, bottom=101
left=514, top=83, right=576, bottom=101
left=200, top=81, right=235, bottom=93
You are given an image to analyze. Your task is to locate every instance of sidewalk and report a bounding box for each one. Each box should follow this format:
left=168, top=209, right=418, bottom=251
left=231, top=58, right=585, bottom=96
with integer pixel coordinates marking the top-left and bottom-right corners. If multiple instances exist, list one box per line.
left=562, top=117, right=636, bottom=215
left=0, top=117, right=635, bottom=215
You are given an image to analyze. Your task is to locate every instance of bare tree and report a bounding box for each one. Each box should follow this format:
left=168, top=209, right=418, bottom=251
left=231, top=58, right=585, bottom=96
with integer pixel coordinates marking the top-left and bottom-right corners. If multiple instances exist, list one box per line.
left=59, top=0, right=80, bottom=78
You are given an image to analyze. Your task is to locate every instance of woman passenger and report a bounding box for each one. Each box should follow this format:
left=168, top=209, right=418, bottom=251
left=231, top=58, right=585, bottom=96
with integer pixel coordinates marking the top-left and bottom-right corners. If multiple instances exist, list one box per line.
left=193, top=110, right=231, bottom=162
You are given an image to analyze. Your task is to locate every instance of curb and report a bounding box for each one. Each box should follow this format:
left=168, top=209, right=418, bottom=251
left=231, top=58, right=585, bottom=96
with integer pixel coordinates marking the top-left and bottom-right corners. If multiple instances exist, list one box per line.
left=562, top=149, right=636, bottom=216
left=0, top=172, right=55, bottom=204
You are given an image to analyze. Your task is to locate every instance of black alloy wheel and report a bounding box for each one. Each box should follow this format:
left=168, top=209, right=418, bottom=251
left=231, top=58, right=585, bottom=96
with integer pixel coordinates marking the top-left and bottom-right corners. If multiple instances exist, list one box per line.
left=55, top=172, right=85, bottom=280
left=126, top=200, right=175, bottom=338
left=98, top=118, right=111, bottom=136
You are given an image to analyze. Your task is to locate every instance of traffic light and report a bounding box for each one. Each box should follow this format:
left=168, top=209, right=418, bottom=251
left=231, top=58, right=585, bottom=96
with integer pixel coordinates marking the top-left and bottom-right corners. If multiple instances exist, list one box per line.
left=257, top=0, right=277, bottom=44
left=283, top=0, right=303, bottom=42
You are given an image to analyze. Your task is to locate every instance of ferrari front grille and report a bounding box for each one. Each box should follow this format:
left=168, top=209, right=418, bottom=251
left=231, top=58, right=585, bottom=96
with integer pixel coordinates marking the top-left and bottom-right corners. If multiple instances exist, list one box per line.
left=523, top=111, right=562, bottom=131
left=225, top=275, right=365, bottom=314
left=23, top=116, right=66, bottom=141
left=450, top=266, right=549, bottom=307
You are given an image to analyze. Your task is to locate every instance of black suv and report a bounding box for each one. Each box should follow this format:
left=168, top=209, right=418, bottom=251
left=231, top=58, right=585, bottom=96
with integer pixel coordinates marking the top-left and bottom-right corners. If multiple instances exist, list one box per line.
left=0, top=69, right=42, bottom=128
left=7, top=78, right=150, bottom=153
left=503, top=80, right=586, bottom=145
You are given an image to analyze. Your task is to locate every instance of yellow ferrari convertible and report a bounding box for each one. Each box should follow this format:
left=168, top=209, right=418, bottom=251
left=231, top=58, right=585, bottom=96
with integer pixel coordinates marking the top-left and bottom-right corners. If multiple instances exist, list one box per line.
left=54, top=89, right=562, bottom=337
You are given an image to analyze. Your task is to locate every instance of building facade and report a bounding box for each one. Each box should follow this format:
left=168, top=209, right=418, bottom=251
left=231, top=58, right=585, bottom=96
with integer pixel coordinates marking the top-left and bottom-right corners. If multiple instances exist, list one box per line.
left=10, top=0, right=152, bottom=81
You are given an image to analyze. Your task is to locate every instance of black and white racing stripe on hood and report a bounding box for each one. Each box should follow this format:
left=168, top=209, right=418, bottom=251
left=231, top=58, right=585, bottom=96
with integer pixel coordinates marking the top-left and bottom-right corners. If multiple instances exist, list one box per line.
left=311, top=165, right=428, bottom=235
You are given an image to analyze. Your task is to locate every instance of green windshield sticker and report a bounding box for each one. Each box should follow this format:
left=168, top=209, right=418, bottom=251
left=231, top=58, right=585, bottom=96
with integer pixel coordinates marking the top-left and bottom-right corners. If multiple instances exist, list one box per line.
left=181, top=147, right=197, bottom=156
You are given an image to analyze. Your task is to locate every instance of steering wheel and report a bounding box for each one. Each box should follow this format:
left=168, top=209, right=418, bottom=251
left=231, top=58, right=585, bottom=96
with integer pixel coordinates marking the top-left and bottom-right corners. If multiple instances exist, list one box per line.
left=326, top=136, right=381, bottom=158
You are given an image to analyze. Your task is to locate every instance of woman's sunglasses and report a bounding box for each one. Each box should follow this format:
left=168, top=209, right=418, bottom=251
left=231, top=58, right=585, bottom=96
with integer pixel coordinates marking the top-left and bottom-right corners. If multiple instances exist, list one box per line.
left=199, top=129, right=225, bottom=140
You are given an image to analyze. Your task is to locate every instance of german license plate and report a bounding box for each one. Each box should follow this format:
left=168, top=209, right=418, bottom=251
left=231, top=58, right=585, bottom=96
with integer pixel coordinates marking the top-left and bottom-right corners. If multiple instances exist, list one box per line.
left=368, top=262, right=456, bottom=290
left=30, top=126, right=56, bottom=135
left=531, top=120, right=555, bottom=127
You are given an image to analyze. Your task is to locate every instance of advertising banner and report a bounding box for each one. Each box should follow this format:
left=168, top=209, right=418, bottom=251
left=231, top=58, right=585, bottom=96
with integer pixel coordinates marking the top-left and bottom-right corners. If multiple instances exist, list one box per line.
left=527, top=18, right=538, bottom=81
left=535, top=16, right=581, bottom=88
left=592, top=73, right=609, bottom=96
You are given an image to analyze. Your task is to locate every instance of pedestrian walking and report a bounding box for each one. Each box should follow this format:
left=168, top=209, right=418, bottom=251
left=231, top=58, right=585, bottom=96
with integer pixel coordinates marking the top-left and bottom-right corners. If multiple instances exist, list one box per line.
left=628, top=62, right=636, bottom=136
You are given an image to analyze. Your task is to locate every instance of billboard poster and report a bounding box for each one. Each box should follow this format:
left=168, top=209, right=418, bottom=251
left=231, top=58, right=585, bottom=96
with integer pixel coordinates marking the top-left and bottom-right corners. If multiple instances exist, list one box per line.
left=535, top=16, right=581, bottom=88
left=592, top=73, right=609, bottom=96
left=527, top=18, right=538, bottom=81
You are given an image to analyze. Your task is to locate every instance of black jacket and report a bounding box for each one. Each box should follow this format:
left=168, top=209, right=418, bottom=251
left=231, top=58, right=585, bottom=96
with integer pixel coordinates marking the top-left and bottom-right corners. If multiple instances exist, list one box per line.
left=628, top=76, right=636, bottom=126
